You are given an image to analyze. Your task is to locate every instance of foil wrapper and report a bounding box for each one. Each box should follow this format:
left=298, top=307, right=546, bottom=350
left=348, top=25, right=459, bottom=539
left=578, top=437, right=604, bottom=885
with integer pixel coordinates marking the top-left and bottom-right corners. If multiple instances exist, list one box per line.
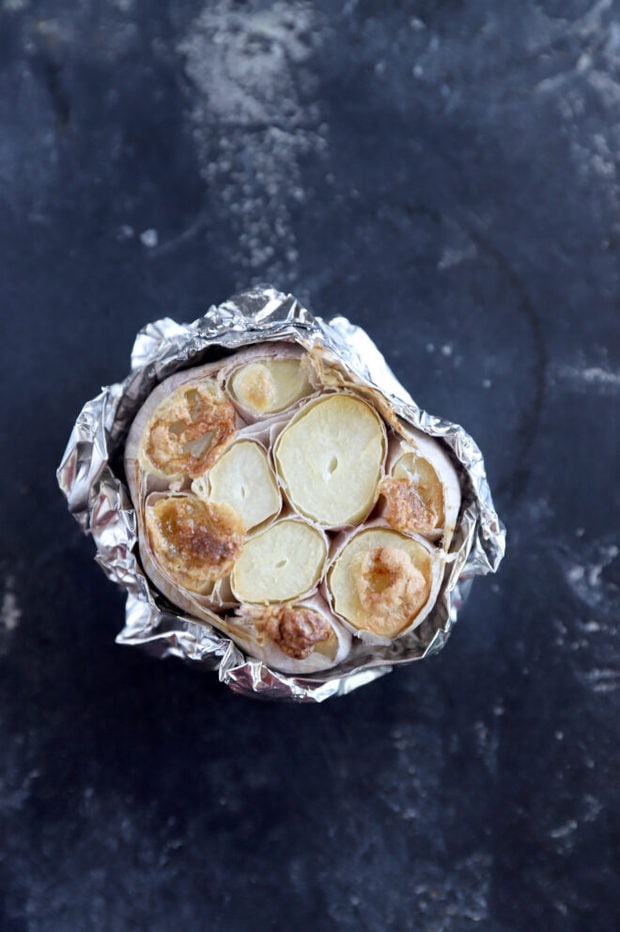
left=57, top=285, right=505, bottom=702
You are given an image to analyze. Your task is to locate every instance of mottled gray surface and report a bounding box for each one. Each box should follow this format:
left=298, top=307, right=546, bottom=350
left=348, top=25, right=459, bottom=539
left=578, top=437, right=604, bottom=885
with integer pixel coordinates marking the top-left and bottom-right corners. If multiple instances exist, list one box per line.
left=1, top=1, right=619, bottom=930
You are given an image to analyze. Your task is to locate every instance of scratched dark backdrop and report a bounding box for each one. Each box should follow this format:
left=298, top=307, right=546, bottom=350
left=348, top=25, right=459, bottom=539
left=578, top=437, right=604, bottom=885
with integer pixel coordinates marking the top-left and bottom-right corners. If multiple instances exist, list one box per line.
left=1, top=1, right=619, bottom=930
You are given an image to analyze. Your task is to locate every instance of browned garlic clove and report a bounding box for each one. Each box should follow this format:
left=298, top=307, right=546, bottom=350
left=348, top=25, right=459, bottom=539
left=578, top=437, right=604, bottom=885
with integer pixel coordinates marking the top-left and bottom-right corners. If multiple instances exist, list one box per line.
left=273, top=393, right=386, bottom=527
left=380, top=427, right=461, bottom=548
left=326, top=526, right=443, bottom=642
left=143, top=492, right=244, bottom=594
left=228, top=595, right=351, bottom=674
left=126, top=369, right=239, bottom=485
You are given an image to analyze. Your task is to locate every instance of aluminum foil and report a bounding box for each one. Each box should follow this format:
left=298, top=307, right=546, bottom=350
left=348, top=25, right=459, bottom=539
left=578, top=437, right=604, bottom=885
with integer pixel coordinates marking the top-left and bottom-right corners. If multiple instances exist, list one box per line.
left=57, top=285, right=505, bottom=702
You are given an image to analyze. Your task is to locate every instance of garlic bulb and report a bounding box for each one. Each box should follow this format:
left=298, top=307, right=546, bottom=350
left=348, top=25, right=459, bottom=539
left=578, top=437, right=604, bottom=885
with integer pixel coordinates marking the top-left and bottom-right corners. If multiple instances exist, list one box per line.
left=124, top=343, right=462, bottom=673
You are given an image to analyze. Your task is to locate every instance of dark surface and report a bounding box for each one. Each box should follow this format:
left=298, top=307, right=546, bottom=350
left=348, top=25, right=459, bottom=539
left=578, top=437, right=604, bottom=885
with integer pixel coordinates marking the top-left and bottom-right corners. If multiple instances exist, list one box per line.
left=1, top=1, right=619, bottom=929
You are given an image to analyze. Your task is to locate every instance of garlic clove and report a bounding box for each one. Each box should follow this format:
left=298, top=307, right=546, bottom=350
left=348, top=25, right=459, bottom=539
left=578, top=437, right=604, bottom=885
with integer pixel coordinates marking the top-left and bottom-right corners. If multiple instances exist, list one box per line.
left=381, top=427, right=461, bottom=548
left=231, top=517, right=327, bottom=604
left=273, top=393, right=386, bottom=528
left=327, top=526, right=442, bottom=641
left=228, top=594, right=351, bottom=674
left=228, top=353, right=313, bottom=418
left=192, top=440, right=281, bottom=532
left=143, top=492, right=244, bottom=594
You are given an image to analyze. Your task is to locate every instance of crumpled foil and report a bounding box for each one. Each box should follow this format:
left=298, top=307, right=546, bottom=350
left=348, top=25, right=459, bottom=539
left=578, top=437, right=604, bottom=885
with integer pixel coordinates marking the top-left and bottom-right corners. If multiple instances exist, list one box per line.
left=57, top=285, right=505, bottom=702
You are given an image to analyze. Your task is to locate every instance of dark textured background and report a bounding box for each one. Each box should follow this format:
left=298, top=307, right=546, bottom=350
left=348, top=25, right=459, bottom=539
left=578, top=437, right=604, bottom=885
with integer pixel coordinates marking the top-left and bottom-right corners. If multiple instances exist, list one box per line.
left=1, top=1, right=619, bottom=929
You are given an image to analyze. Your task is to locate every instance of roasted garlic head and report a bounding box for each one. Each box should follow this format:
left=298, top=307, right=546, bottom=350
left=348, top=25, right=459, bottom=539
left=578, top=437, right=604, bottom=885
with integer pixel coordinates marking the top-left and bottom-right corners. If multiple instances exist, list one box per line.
left=124, top=343, right=462, bottom=672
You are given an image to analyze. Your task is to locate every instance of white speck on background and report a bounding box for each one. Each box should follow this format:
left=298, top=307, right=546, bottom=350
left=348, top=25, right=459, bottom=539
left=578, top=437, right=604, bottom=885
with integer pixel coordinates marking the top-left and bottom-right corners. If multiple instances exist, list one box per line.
left=554, top=356, right=620, bottom=395
left=565, top=543, right=619, bottom=609
left=1, top=576, right=20, bottom=632
left=473, top=719, right=498, bottom=774
left=549, top=818, right=579, bottom=855
left=437, top=240, right=477, bottom=269
left=117, top=224, right=135, bottom=242
left=563, top=542, right=620, bottom=627
left=576, top=365, right=620, bottom=387
left=1, top=575, right=21, bottom=654
left=179, top=1, right=328, bottom=283
left=582, top=795, right=603, bottom=822
left=582, top=667, right=619, bottom=693
left=411, top=853, right=492, bottom=923
left=550, top=819, right=578, bottom=840
left=140, top=228, right=158, bottom=248
left=561, top=538, right=620, bottom=695
left=441, top=343, right=453, bottom=356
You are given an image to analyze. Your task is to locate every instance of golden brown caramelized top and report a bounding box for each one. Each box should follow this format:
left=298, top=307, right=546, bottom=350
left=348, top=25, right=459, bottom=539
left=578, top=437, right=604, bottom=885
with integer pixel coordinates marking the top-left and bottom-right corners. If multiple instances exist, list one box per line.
left=380, top=477, right=439, bottom=535
left=254, top=605, right=336, bottom=659
left=235, top=363, right=274, bottom=412
left=351, top=545, right=430, bottom=637
left=145, top=495, right=244, bottom=592
left=385, top=452, right=445, bottom=536
left=143, top=382, right=237, bottom=478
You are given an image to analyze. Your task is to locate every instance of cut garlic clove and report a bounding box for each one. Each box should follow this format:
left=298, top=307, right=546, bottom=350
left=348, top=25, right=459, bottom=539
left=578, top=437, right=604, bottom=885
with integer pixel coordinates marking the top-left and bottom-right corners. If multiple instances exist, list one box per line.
left=127, top=373, right=238, bottom=482
left=192, top=440, right=281, bottom=532
left=228, top=353, right=314, bottom=418
left=231, top=518, right=327, bottom=604
left=228, top=596, right=351, bottom=674
left=381, top=428, right=461, bottom=548
left=327, top=527, right=442, bottom=641
left=144, top=493, right=244, bottom=594
left=273, top=394, right=386, bottom=527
